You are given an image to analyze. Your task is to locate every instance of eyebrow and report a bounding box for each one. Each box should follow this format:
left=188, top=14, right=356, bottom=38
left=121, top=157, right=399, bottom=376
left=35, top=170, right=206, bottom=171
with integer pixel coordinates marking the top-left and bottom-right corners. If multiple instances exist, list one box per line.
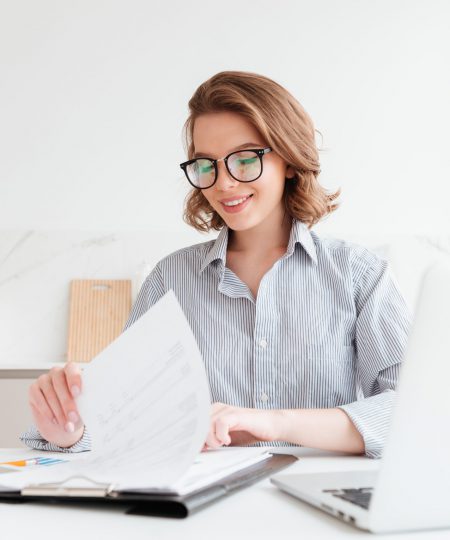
left=193, top=142, right=263, bottom=159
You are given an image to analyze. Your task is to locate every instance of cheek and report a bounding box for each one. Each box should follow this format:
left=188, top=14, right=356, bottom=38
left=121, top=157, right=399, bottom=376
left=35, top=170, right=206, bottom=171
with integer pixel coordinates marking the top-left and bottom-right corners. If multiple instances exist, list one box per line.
left=201, top=190, right=215, bottom=208
left=258, top=165, right=286, bottom=198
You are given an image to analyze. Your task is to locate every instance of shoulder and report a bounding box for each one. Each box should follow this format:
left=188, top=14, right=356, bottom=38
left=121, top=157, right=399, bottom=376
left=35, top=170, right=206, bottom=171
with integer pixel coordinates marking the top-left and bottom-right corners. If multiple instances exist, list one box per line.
left=151, top=238, right=216, bottom=275
left=126, top=237, right=218, bottom=328
left=310, top=231, right=387, bottom=285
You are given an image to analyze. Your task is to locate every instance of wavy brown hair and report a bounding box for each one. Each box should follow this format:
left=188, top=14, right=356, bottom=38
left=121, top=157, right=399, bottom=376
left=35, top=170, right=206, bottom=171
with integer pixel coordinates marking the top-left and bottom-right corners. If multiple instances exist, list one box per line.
left=182, top=71, right=340, bottom=232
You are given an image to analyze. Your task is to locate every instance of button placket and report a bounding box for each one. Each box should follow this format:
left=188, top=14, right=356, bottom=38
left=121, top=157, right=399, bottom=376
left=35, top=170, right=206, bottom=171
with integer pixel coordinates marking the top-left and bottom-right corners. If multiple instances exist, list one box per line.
left=253, top=279, right=276, bottom=408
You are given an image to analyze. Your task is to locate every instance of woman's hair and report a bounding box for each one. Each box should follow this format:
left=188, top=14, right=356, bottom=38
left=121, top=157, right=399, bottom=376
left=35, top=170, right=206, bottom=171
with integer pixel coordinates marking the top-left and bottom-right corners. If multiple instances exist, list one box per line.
left=182, top=71, right=340, bottom=232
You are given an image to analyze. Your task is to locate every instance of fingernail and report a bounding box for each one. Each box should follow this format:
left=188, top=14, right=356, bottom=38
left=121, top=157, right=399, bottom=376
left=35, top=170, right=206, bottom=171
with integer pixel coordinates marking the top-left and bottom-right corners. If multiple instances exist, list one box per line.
left=71, top=385, right=80, bottom=398
left=68, top=411, right=78, bottom=423
left=65, top=422, right=75, bottom=433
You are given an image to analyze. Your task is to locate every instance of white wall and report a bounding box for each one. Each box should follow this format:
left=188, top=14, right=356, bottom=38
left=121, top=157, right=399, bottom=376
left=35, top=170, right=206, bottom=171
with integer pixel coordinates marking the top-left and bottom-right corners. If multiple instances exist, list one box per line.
left=0, top=0, right=449, bottom=236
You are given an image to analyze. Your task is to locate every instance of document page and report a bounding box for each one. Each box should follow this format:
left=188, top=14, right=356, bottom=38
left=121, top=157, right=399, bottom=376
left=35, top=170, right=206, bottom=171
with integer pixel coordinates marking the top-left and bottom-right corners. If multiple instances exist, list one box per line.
left=75, top=289, right=212, bottom=488
left=0, top=291, right=212, bottom=491
left=168, top=447, right=271, bottom=495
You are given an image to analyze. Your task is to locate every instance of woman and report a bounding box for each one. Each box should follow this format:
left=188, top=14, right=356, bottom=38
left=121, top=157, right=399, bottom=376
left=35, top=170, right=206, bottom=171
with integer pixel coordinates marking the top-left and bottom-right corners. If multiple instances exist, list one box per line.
left=22, top=71, right=410, bottom=458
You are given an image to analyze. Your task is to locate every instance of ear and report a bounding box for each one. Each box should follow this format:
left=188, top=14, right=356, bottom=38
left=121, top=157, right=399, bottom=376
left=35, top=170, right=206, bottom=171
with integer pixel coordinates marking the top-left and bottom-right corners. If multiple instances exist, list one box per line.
left=285, top=165, right=296, bottom=180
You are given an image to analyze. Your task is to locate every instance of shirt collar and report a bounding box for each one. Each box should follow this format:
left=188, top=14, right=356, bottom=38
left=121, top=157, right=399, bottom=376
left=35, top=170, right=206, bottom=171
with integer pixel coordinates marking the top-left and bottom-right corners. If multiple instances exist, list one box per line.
left=199, top=226, right=229, bottom=273
left=285, top=219, right=318, bottom=264
left=199, top=218, right=317, bottom=274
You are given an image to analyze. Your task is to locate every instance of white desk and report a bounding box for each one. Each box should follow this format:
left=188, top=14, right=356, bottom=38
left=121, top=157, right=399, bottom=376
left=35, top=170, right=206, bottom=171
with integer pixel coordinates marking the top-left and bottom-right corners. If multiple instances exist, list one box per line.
left=0, top=448, right=448, bottom=540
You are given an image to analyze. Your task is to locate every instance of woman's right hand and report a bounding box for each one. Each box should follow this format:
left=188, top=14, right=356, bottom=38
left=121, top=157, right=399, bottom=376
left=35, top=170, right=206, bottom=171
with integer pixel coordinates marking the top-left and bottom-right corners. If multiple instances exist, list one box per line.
left=28, top=362, right=85, bottom=448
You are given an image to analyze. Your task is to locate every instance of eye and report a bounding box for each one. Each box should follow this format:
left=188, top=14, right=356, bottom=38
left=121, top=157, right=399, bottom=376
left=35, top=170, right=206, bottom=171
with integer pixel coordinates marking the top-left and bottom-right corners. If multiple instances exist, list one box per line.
left=236, top=157, right=258, bottom=166
left=199, top=163, right=214, bottom=174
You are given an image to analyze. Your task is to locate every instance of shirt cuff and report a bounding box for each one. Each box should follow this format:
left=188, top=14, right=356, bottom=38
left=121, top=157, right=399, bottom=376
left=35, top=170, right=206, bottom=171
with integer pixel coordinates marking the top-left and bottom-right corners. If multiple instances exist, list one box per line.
left=19, top=424, right=92, bottom=453
left=338, top=390, right=395, bottom=459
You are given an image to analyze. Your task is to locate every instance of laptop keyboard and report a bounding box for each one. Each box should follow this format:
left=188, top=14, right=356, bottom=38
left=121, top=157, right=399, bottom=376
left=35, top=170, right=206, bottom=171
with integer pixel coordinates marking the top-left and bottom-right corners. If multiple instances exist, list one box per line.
left=323, top=487, right=373, bottom=510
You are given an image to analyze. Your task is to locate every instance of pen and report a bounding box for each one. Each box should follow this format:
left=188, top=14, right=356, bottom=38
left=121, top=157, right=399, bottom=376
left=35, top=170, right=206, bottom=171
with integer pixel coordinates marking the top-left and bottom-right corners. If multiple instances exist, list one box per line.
left=1, top=459, right=40, bottom=467
left=0, top=457, right=64, bottom=467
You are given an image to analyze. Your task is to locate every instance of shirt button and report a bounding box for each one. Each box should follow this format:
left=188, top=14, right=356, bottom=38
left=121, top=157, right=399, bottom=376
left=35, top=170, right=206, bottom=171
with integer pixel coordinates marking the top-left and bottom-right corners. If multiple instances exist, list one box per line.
left=259, top=338, right=268, bottom=349
left=260, top=392, right=269, bottom=402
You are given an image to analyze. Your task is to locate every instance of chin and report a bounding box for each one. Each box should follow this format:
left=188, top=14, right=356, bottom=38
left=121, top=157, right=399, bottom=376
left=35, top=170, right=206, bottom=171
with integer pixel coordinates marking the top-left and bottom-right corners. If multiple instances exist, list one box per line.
left=221, top=215, right=261, bottom=232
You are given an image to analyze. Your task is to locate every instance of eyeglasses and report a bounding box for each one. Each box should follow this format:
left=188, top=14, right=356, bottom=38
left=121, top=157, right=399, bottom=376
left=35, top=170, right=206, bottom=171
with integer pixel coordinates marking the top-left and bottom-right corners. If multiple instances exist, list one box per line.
left=180, top=147, right=272, bottom=189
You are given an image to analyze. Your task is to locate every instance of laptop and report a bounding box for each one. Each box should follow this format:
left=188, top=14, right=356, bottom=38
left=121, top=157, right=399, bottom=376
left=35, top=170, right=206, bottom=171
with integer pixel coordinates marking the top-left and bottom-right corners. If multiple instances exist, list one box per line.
left=271, top=261, right=450, bottom=533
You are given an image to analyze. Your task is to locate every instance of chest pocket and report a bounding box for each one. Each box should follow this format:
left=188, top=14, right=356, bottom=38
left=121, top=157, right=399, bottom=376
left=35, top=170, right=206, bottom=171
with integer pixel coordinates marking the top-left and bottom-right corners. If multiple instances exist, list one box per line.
left=290, top=344, right=356, bottom=408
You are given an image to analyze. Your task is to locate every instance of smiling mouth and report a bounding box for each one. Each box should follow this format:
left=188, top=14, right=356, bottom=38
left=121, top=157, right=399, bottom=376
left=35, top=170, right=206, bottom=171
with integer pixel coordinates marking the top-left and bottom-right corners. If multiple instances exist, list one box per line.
left=221, top=194, right=253, bottom=207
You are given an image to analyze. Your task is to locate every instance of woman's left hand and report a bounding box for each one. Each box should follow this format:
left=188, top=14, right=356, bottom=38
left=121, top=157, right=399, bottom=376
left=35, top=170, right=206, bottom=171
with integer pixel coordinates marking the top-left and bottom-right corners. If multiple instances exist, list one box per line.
left=204, top=402, right=282, bottom=449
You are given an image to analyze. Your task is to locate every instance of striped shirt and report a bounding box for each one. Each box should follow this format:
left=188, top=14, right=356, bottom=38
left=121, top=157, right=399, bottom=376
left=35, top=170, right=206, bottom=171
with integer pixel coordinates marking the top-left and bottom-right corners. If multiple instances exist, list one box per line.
left=21, top=219, right=411, bottom=458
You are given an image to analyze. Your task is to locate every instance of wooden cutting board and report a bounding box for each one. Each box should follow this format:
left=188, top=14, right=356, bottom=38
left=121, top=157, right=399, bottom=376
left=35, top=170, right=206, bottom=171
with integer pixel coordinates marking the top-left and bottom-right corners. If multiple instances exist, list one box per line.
left=66, top=279, right=132, bottom=363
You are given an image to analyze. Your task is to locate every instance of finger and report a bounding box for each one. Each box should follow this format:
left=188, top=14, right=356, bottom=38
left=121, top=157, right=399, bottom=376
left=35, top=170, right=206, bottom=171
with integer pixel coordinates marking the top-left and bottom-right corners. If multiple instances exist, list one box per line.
left=205, top=431, right=222, bottom=449
left=205, top=420, right=224, bottom=449
left=64, top=362, right=82, bottom=398
left=39, top=375, right=66, bottom=428
left=206, top=416, right=231, bottom=449
left=52, top=369, right=81, bottom=431
left=29, top=382, right=57, bottom=425
left=215, top=416, right=233, bottom=446
left=30, top=402, right=56, bottom=427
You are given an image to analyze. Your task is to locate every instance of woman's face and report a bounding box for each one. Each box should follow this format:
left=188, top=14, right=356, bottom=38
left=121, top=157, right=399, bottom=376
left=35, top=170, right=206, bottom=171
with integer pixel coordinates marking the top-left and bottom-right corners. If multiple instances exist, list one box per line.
left=192, top=111, right=293, bottom=232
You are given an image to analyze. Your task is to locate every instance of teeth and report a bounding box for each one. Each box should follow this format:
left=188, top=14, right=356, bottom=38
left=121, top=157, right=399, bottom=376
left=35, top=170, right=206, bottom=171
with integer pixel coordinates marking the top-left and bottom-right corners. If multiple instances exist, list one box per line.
left=223, top=196, right=250, bottom=207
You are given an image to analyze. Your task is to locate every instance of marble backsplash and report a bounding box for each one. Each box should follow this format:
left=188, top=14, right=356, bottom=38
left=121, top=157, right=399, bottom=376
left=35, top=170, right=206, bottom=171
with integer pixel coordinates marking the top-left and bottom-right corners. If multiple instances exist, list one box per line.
left=0, top=229, right=210, bottom=365
left=0, top=229, right=449, bottom=366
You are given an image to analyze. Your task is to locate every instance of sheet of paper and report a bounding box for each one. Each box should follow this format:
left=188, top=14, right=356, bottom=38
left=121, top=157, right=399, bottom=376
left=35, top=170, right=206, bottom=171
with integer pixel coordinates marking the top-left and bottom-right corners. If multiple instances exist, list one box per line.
left=168, top=447, right=271, bottom=495
left=0, top=290, right=212, bottom=491
left=75, top=289, right=212, bottom=488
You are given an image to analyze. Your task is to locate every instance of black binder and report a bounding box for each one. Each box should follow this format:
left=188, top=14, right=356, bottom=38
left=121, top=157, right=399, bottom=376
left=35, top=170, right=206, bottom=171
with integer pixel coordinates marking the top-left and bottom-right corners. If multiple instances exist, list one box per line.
left=0, top=453, right=296, bottom=518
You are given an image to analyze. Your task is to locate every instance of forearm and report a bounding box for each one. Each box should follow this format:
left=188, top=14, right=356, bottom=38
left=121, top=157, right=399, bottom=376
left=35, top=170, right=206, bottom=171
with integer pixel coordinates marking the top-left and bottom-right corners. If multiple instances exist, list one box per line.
left=274, top=408, right=365, bottom=454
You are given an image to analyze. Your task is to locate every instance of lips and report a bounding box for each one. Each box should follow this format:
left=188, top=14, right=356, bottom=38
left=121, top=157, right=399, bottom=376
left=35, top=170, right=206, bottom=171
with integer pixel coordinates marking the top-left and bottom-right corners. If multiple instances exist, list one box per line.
left=220, top=194, right=253, bottom=206
left=219, top=194, right=254, bottom=214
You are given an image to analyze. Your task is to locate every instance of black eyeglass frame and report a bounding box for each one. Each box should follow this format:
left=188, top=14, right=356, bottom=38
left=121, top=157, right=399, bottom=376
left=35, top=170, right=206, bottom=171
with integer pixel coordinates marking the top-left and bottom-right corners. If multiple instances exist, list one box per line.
left=179, top=147, right=272, bottom=189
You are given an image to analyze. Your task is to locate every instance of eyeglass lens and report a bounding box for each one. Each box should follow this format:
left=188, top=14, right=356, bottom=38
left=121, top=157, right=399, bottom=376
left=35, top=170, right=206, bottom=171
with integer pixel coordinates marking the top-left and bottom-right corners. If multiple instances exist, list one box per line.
left=186, top=150, right=262, bottom=188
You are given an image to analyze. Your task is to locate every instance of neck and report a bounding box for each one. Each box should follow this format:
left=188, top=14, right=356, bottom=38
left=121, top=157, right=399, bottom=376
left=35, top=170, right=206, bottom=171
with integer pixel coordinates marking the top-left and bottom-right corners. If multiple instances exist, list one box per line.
left=228, top=208, right=292, bottom=254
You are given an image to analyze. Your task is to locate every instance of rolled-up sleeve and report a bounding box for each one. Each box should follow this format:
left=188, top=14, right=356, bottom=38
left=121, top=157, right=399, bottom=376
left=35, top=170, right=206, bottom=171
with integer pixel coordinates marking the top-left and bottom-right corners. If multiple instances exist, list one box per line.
left=20, top=425, right=92, bottom=453
left=338, top=254, right=411, bottom=458
left=19, top=265, right=166, bottom=452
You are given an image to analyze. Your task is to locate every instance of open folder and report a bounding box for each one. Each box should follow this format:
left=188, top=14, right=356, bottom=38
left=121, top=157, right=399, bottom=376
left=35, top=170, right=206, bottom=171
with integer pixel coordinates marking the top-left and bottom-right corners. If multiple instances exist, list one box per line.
left=0, top=291, right=296, bottom=517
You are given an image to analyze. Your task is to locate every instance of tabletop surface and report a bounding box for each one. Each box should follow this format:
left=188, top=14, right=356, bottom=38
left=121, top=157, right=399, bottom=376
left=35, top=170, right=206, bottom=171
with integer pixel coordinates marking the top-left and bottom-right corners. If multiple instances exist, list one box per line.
left=0, top=447, right=449, bottom=540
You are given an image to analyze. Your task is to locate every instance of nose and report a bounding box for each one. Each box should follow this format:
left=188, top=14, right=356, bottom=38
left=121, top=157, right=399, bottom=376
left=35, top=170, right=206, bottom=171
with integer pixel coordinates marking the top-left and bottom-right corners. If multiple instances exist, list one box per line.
left=215, top=159, right=239, bottom=190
